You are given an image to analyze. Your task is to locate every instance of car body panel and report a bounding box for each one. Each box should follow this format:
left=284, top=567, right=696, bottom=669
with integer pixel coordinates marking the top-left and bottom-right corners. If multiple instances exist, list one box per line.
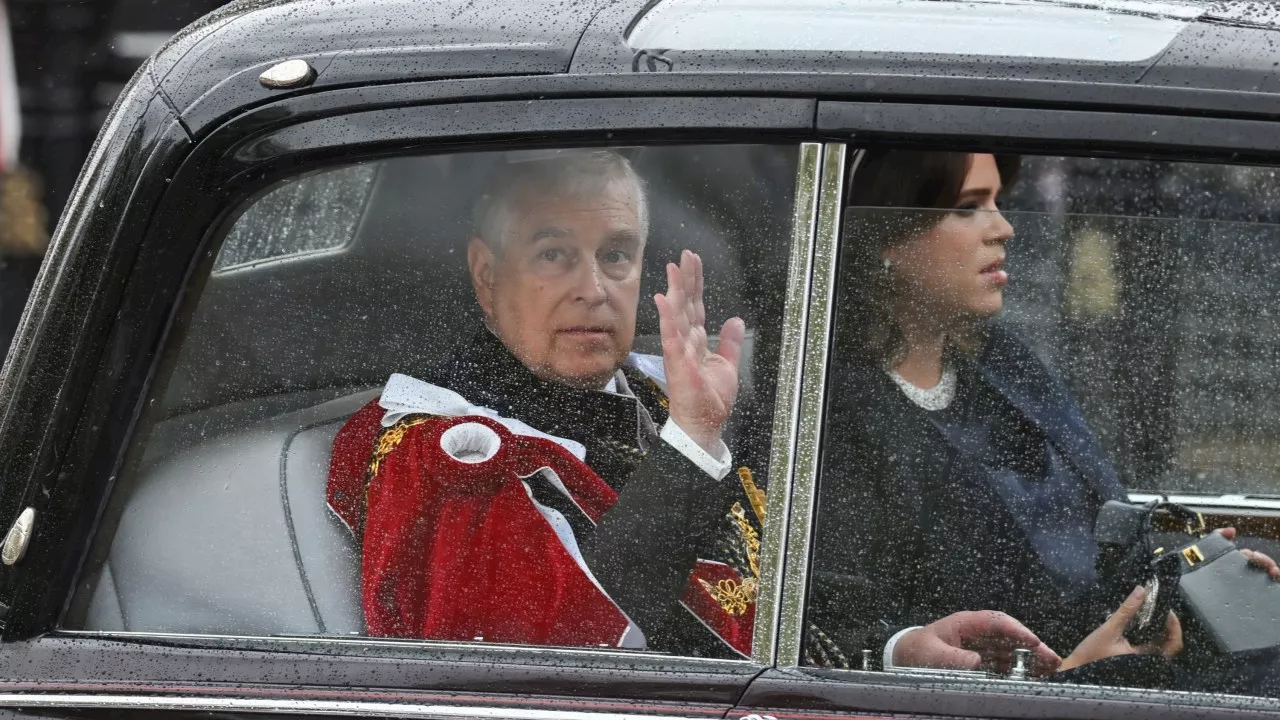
left=150, top=0, right=613, bottom=136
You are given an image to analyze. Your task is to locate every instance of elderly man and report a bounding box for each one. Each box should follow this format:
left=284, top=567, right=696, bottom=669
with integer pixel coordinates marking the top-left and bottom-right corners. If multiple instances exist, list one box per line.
left=327, top=150, right=759, bottom=655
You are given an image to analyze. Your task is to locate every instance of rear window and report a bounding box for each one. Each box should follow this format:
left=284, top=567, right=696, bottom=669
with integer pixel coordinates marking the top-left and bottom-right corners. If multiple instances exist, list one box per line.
left=214, top=164, right=377, bottom=271
left=628, top=0, right=1195, bottom=62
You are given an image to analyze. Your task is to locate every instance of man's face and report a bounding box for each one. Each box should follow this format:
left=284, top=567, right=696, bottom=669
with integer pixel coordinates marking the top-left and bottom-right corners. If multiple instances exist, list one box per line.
left=468, top=181, right=644, bottom=389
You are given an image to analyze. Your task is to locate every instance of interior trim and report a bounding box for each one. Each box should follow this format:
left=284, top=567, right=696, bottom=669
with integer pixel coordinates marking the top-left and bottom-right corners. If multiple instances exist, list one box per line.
left=279, top=416, right=348, bottom=634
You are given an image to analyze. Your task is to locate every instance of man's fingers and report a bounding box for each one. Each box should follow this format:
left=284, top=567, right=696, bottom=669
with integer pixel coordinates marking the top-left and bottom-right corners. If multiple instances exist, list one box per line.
left=665, top=262, right=685, bottom=311
left=1030, top=642, right=1063, bottom=675
left=967, top=611, right=1043, bottom=649
left=1218, top=527, right=1237, bottom=541
left=923, top=637, right=984, bottom=671
left=941, top=647, right=984, bottom=671
left=654, top=293, right=690, bottom=351
left=692, top=251, right=706, bottom=329
left=714, top=317, right=746, bottom=369
left=679, top=251, right=697, bottom=324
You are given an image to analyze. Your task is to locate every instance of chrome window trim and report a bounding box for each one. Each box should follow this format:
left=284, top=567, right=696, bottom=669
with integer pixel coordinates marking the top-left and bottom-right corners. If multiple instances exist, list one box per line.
left=0, top=694, right=702, bottom=720
left=1128, top=493, right=1280, bottom=512
left=52, top=629, right=754, bottom=667
left=751, top=142, right=825, bottom=664
left=773, top=143, right=848, bottom=668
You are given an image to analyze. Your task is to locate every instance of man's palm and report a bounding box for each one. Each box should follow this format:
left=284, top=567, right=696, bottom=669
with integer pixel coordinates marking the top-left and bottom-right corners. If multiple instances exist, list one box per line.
left=654, top=250, right=744, bottom=451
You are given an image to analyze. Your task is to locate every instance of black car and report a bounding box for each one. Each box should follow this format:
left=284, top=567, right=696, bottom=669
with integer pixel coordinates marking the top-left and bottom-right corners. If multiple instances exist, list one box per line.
left=3, top=0, right=1280, bottom=718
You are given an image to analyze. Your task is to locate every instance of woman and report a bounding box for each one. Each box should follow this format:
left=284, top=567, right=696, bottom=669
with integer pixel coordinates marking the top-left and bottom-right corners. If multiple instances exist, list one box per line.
left=808, top=149, right=1278, bottom=683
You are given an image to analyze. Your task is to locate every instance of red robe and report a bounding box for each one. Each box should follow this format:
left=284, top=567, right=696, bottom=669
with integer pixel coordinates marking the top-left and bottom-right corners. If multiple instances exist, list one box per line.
left=328, top=396, right=756, bottom=653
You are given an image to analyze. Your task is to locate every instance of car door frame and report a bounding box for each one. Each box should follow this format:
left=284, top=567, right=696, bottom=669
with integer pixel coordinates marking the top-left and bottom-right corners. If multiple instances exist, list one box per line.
left=0, top=79, right=835, bottom=718
left=732, top=100, right=1280, bottom=720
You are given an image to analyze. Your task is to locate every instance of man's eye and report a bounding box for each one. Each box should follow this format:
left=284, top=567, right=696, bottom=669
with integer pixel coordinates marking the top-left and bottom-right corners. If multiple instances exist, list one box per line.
left=601, top=250, right=632, bottom=264
left=538, top=248, right=566, bottom=262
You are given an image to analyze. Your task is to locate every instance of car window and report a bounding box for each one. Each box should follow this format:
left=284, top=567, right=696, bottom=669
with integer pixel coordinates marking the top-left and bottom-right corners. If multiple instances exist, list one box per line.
left=628, top=0, right=1195, bottom=61
left=66, top=144, right=801, bottom=662
left=214, top=164, right=378, bottom=271
left=804, top=148, right=1280, bottom=698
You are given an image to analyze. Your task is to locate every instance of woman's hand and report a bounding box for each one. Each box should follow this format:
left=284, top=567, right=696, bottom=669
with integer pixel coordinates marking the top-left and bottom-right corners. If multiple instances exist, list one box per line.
left=1217, top=528, right=1280, bottom=581
left=654, top=250, right=745, bottom=453
left=893, top=610, right=1061, bottom=676
left=1059, top=586, right=1183, bottom=673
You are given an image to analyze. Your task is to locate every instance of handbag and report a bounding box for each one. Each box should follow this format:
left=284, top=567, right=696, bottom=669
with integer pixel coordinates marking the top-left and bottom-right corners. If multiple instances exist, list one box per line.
left=1095, top=499, right=1280, bottom=654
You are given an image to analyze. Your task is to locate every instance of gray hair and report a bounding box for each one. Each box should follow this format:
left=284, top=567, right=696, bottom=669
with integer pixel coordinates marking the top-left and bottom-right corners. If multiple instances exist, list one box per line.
left=471, top=150, right=649, bottom=253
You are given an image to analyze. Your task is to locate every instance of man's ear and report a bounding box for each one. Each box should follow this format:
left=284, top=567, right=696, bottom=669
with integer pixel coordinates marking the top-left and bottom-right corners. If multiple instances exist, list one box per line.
left=467, top=234, right=497, bottom=319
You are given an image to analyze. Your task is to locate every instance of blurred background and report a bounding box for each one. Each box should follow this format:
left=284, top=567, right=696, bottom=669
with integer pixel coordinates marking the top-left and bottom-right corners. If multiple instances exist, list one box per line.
left=0, top=0, right=224, bottom=357
left=8, top=0, right=223, bottom=222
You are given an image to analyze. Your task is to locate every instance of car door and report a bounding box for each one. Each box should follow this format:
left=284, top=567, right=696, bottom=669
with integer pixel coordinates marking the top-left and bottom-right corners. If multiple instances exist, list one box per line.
left=731, top=102, right=1280, bottom=719
left=0, top=83, right=827, bottom=720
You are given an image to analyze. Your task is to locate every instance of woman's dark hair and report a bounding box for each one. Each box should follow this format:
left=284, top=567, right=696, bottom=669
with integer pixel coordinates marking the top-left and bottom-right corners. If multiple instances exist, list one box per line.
left=838, top=150, right=1021, bottom=366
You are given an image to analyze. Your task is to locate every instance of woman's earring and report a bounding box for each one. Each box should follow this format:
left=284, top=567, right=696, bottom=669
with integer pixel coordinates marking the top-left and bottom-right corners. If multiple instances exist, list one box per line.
left=882, top=258, right=893, bottom=275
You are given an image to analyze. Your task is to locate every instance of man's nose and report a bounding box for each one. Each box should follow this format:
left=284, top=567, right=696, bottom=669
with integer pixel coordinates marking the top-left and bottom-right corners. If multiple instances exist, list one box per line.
left=572, top=259, right=609, bottom=303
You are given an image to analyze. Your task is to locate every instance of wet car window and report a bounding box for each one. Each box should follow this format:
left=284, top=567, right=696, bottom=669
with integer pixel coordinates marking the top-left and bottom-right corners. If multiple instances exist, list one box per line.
left=805, top=149, right=1280, bottom=697
left=628, top=0, right=1195, bottom=61
left=66, top=145, right=799, bottom=661
left=214, top=165, right=378, bottom=271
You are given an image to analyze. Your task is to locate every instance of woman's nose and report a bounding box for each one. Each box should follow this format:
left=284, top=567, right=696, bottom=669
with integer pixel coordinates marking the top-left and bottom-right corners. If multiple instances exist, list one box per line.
left=988, top=210, right=1014, bottom=244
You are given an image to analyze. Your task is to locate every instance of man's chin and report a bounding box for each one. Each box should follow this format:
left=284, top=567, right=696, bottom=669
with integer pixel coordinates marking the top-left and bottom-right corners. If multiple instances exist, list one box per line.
left=543, top=357, right=625, bottom=390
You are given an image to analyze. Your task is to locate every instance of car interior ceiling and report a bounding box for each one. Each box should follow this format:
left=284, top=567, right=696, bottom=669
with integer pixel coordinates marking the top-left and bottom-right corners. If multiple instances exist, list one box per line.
left=69, top=144, right=798, bottom=635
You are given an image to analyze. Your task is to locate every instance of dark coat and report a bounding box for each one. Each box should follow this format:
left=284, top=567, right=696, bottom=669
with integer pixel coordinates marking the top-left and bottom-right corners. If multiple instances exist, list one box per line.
left=421, top=329, right=748, bottom=655
left=809, top=324, right=1128, bottom=658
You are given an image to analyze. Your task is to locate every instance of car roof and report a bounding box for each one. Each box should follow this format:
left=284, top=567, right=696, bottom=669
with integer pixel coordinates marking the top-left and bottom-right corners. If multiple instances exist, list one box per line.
left=122, top=0, right=1280, bottom=140
left=146, top=0, right=615, bottom=127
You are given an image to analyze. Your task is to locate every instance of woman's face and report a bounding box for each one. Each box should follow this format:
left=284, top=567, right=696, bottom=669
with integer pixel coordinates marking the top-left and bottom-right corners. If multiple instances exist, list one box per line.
left=883, top=153, right=1015, bottom=325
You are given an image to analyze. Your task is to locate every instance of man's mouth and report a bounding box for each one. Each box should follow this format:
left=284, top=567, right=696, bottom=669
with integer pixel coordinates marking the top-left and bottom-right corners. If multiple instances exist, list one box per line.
left=980, top=259, right=1009, bottom=285
left=558, top=326, right=614, bottom=338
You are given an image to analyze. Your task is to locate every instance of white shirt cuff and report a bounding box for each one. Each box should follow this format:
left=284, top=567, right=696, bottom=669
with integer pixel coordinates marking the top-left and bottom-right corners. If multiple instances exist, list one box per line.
left=659, top=419, right=732, bottom=480
left=883, top=626, right=924, bottom=669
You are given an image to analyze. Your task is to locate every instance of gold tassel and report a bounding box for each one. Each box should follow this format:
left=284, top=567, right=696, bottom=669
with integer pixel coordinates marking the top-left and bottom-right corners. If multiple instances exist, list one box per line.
left=738, top=466, right=766, bottom=523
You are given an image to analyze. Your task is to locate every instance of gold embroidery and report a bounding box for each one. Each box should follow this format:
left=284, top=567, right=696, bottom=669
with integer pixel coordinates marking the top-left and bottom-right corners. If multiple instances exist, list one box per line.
left=738, top=466, right=766, bottom=524
left=646, top=377, right=670, bottom=409
left=699, top=576, right=757, bottom=616
left=701, top=501, right=765, bottom=615
left=731, top=502, right=762, bottom=580
left=368, top=416, right=432, bottom=478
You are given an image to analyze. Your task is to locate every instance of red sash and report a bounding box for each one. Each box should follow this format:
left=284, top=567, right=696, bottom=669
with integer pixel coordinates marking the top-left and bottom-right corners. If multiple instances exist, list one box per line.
left=327, top=398, right=756, bottom=653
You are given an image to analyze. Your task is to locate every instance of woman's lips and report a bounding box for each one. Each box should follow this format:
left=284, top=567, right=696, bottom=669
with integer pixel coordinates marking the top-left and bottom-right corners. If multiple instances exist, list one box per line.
left=980, top=260, right=1009, bottom=286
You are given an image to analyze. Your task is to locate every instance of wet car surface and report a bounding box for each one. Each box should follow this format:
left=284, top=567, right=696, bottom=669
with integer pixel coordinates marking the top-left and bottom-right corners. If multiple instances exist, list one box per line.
left=2, top=1, right=1280, bottom=719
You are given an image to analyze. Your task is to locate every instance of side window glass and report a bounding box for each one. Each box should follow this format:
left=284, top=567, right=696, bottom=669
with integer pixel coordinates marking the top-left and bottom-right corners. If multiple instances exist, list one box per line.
left=806, top=149, right=1280, bottom=699
left=69, top=145, right=801, bottom=661
left=214, top=164, right=378, bottom=271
